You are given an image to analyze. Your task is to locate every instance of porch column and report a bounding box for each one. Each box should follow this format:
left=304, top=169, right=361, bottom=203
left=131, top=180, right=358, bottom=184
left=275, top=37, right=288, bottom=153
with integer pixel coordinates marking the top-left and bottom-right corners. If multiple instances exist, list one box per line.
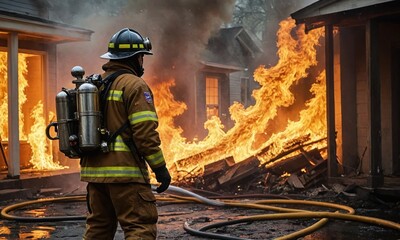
left=7, top=32, right=20, bottom=178
left=325, top=24, right=338, bottom=177
left=366, top=19, right=383, bottom=187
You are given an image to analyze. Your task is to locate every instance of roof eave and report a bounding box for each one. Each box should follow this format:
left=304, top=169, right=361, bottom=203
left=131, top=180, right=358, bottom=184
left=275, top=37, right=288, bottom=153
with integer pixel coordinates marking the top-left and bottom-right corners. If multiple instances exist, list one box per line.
left=200, top=60, right=245, bottom=73
left=291, top=0, right=400, bottom=31
left=0, top=12, right=93, bottom=43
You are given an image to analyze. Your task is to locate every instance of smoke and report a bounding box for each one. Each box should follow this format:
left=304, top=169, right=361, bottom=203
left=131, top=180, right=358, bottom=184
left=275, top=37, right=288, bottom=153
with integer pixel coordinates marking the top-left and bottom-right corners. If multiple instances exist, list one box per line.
left=142, top=1, right=235, bottom=82
left=55, top=0, right=235, bottom=88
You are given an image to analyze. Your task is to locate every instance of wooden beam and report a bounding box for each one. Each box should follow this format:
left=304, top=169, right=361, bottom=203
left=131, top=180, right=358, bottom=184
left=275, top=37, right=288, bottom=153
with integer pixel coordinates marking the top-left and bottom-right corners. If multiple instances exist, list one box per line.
left=325, top=24, right=338, bottom=178
left=7, top=32, right=20, bottom=178
left=366, top=19, right=384, bottom=187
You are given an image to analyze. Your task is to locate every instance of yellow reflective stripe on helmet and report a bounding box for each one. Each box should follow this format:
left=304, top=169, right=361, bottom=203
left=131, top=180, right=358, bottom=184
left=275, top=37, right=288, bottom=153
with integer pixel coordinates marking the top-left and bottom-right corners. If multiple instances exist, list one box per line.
left=132, top=44, right=144, bottom=49
left=145, top=150, right=165, bottom=167
left=107, top=90, right=123, bottom=102
left=81, top=166, right=148, bottom=178
left=129, top=111, right=158, bottom=125
left=110, top=43, right=144, bottom=50
left=119, top=44, right=131, bottom=49
left=110, top=136, right=130, bottom=152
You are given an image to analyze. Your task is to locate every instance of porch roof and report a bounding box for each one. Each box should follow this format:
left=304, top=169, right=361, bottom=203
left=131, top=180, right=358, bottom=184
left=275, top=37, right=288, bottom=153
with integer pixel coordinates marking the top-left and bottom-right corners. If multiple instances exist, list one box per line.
left=0, top=9, right=93, bottom=43
left=291, top=0, right=400, bottom=32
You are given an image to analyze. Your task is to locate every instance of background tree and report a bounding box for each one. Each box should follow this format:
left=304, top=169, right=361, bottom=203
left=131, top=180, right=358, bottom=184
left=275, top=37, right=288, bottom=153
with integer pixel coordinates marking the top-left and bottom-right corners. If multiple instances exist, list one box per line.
left=232, top=0, right=316, bottom=66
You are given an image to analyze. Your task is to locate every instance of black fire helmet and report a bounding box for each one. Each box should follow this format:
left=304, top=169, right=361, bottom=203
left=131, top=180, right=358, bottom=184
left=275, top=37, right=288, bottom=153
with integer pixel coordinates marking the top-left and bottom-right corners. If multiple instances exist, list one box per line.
left=100, top=28, right=152, bottom=60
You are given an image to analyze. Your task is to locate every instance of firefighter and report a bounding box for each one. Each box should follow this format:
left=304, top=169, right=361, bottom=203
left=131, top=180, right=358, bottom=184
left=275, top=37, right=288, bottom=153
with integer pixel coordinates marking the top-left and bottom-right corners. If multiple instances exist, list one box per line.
left=80, top=28, right=171, bottom=240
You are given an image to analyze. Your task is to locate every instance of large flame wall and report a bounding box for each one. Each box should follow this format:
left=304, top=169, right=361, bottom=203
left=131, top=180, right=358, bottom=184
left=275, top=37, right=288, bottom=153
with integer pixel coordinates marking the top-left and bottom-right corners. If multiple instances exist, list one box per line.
left=154, top=19, right=327, bottom=180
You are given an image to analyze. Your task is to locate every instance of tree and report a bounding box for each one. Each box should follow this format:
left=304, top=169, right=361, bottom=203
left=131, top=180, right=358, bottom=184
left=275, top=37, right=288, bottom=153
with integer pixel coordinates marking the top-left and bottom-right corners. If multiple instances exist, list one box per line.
left=232, top=0, right=314, bottom=65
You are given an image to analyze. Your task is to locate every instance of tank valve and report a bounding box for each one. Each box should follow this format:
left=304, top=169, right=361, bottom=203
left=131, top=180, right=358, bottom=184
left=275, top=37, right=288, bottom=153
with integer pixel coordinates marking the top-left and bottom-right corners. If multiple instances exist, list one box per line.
left=71, top=66, right=86, bottom=88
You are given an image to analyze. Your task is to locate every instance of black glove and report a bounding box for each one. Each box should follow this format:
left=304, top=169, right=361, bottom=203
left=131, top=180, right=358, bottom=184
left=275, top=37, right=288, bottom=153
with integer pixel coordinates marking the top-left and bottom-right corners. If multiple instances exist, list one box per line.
left=153, top=165, right=171, bottom=193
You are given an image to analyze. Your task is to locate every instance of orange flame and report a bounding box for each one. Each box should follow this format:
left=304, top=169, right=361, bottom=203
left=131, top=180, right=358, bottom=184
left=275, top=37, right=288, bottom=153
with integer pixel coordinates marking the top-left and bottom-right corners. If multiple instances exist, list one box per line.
left=0, top=52, right=65, bottom=170
left=0, top=52, right=28, bottom=140
left=28, top=102, right=65, bottom=170
left=154, top=18, right=327, bottom=180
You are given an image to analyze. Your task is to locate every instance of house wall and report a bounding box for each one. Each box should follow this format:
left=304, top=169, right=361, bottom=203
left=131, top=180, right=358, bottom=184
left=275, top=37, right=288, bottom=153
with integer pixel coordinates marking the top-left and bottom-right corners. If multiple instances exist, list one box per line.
left=0, top=0, right=48, bottom=18
left=337, top=25, right=369, bottom=175
left=379, top=20, right=400, bottom=175
left=340, top=20, right=400, bottom=176
left=391, top=46, right=400, bottom=175
left=229, top=71, right=252, bottom=106
left=219, top=73, right=231, bottom=129
left=338, top=26, right=363, bottom=174
left=194, top=72, right=207, bottom=139
left=354, top=27, right=370, bottom=175
left=229, top=71, right=241, bottom=105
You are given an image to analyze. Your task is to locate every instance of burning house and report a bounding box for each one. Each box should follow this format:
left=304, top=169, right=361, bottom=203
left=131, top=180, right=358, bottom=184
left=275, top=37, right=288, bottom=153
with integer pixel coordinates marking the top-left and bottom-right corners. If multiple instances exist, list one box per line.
left=0, top=0, right=92, bottom=178
left=292, top=0, right=400, bottom=187
left=2, top=0, right=398, bottom=195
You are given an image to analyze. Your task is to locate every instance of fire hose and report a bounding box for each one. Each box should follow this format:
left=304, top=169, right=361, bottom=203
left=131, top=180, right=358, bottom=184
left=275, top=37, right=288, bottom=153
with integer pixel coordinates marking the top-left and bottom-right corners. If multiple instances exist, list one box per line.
left=1, top=185, right=399, bottom=240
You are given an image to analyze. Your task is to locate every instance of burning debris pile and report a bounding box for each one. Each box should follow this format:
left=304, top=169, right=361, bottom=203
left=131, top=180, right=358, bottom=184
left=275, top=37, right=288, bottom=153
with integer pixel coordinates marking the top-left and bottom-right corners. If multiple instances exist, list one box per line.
left=177, top=135, right=328, bottom=193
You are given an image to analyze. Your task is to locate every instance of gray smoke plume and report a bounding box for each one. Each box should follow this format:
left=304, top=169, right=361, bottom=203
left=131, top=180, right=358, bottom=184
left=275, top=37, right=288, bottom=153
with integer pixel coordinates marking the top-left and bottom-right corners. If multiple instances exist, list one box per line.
left=141, top=1, right=235, bottom=82
left=53, top=0, right=235, bottom=88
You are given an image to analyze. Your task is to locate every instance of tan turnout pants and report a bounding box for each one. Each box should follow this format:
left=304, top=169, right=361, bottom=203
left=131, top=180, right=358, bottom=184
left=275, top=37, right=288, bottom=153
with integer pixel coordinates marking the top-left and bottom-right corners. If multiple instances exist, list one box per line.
left=83, top=182, right=157, bottom=240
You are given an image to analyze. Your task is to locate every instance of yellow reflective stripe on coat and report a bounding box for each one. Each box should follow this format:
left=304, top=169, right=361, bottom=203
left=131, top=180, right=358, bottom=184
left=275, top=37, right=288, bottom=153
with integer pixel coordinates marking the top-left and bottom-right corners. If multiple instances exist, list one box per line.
left=129, top=111, right=158, bottom=125
left=145, top=150, right=165, bottom=167
left=81, top=166, right=148, bottom=178
left=110, top=136, right=130, bottom=152
left=107, top=90, right=123, bottom=102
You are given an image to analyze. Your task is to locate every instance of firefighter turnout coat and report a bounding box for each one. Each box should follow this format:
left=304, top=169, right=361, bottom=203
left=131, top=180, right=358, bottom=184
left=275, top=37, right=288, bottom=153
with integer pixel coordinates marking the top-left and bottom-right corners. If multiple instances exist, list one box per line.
left=80, top=61, right=166, bottom=184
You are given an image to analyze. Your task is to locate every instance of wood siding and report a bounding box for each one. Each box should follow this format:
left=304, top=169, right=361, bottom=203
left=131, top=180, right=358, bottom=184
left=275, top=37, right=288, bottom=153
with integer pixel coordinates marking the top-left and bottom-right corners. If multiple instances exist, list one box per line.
left=0, top=0, right=47, bottom=18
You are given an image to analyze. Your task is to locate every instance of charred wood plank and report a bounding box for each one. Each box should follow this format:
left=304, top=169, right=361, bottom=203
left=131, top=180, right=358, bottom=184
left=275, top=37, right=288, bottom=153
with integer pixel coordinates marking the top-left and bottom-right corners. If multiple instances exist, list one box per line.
left=303, top=159, right=327, bottom=186
left=287, top=173, right=305, bottom=189
left=260, top=137, right=327, bottom=168
left=202, top=157, right=235, bottom=190
left=267, top=153, right=310, bottom=176
left=203, top=156, right=235, bottom=177
left=218, top=157, right=260, bottom=187
left=267, top=148, right=324, bottom=176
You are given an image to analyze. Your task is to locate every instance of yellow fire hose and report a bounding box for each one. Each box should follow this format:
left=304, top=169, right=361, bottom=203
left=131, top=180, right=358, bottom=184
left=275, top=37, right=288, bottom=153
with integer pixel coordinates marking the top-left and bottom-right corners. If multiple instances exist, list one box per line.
left=1, top=185, right=399, bottom=240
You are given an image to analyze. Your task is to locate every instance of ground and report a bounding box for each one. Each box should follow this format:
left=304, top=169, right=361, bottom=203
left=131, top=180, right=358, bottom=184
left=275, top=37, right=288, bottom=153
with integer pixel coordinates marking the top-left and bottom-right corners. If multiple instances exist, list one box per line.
left=0, top=183, right=399, bottom=239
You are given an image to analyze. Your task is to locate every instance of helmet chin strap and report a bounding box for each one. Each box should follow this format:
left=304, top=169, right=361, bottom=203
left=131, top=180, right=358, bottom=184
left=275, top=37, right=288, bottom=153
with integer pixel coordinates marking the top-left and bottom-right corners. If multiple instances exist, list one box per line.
left=137, top=54, right=145, bottom=77
left=129, top=58, right=144, bottom=77
left=137, top=66, right=144, bottom=77
left=114, top=55, right=144, bottom=77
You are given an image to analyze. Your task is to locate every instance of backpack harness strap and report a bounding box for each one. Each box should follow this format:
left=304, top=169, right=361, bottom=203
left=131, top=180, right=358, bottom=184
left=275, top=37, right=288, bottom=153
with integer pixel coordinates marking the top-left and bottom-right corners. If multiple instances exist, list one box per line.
left=99, top=70, right=132, bottom=145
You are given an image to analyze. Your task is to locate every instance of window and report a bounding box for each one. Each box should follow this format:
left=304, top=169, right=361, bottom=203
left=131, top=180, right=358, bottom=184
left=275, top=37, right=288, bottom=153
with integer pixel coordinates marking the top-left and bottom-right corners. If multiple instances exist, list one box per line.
left=206, top=76, right=219, bottom=119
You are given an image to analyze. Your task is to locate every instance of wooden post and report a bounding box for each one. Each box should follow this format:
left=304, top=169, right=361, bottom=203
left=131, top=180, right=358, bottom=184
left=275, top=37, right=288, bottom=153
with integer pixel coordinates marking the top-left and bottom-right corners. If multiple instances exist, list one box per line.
left=7, top=32, right=20, bottom=178
left=366, top=19, right=383, bottom=187
left=325, top=24, right=338, bottom=178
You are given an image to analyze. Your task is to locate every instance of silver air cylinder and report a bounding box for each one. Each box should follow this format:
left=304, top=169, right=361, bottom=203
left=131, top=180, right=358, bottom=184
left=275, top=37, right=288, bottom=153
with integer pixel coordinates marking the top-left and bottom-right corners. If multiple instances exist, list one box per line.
left=77, top=83, right=101, bottom=150
left=55, top=89, right=79, bottom=157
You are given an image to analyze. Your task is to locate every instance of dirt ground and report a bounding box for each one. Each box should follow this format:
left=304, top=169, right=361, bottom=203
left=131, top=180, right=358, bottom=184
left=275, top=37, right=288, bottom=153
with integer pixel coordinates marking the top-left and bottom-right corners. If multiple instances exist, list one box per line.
left=0, top=183, right=399, bottom=240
